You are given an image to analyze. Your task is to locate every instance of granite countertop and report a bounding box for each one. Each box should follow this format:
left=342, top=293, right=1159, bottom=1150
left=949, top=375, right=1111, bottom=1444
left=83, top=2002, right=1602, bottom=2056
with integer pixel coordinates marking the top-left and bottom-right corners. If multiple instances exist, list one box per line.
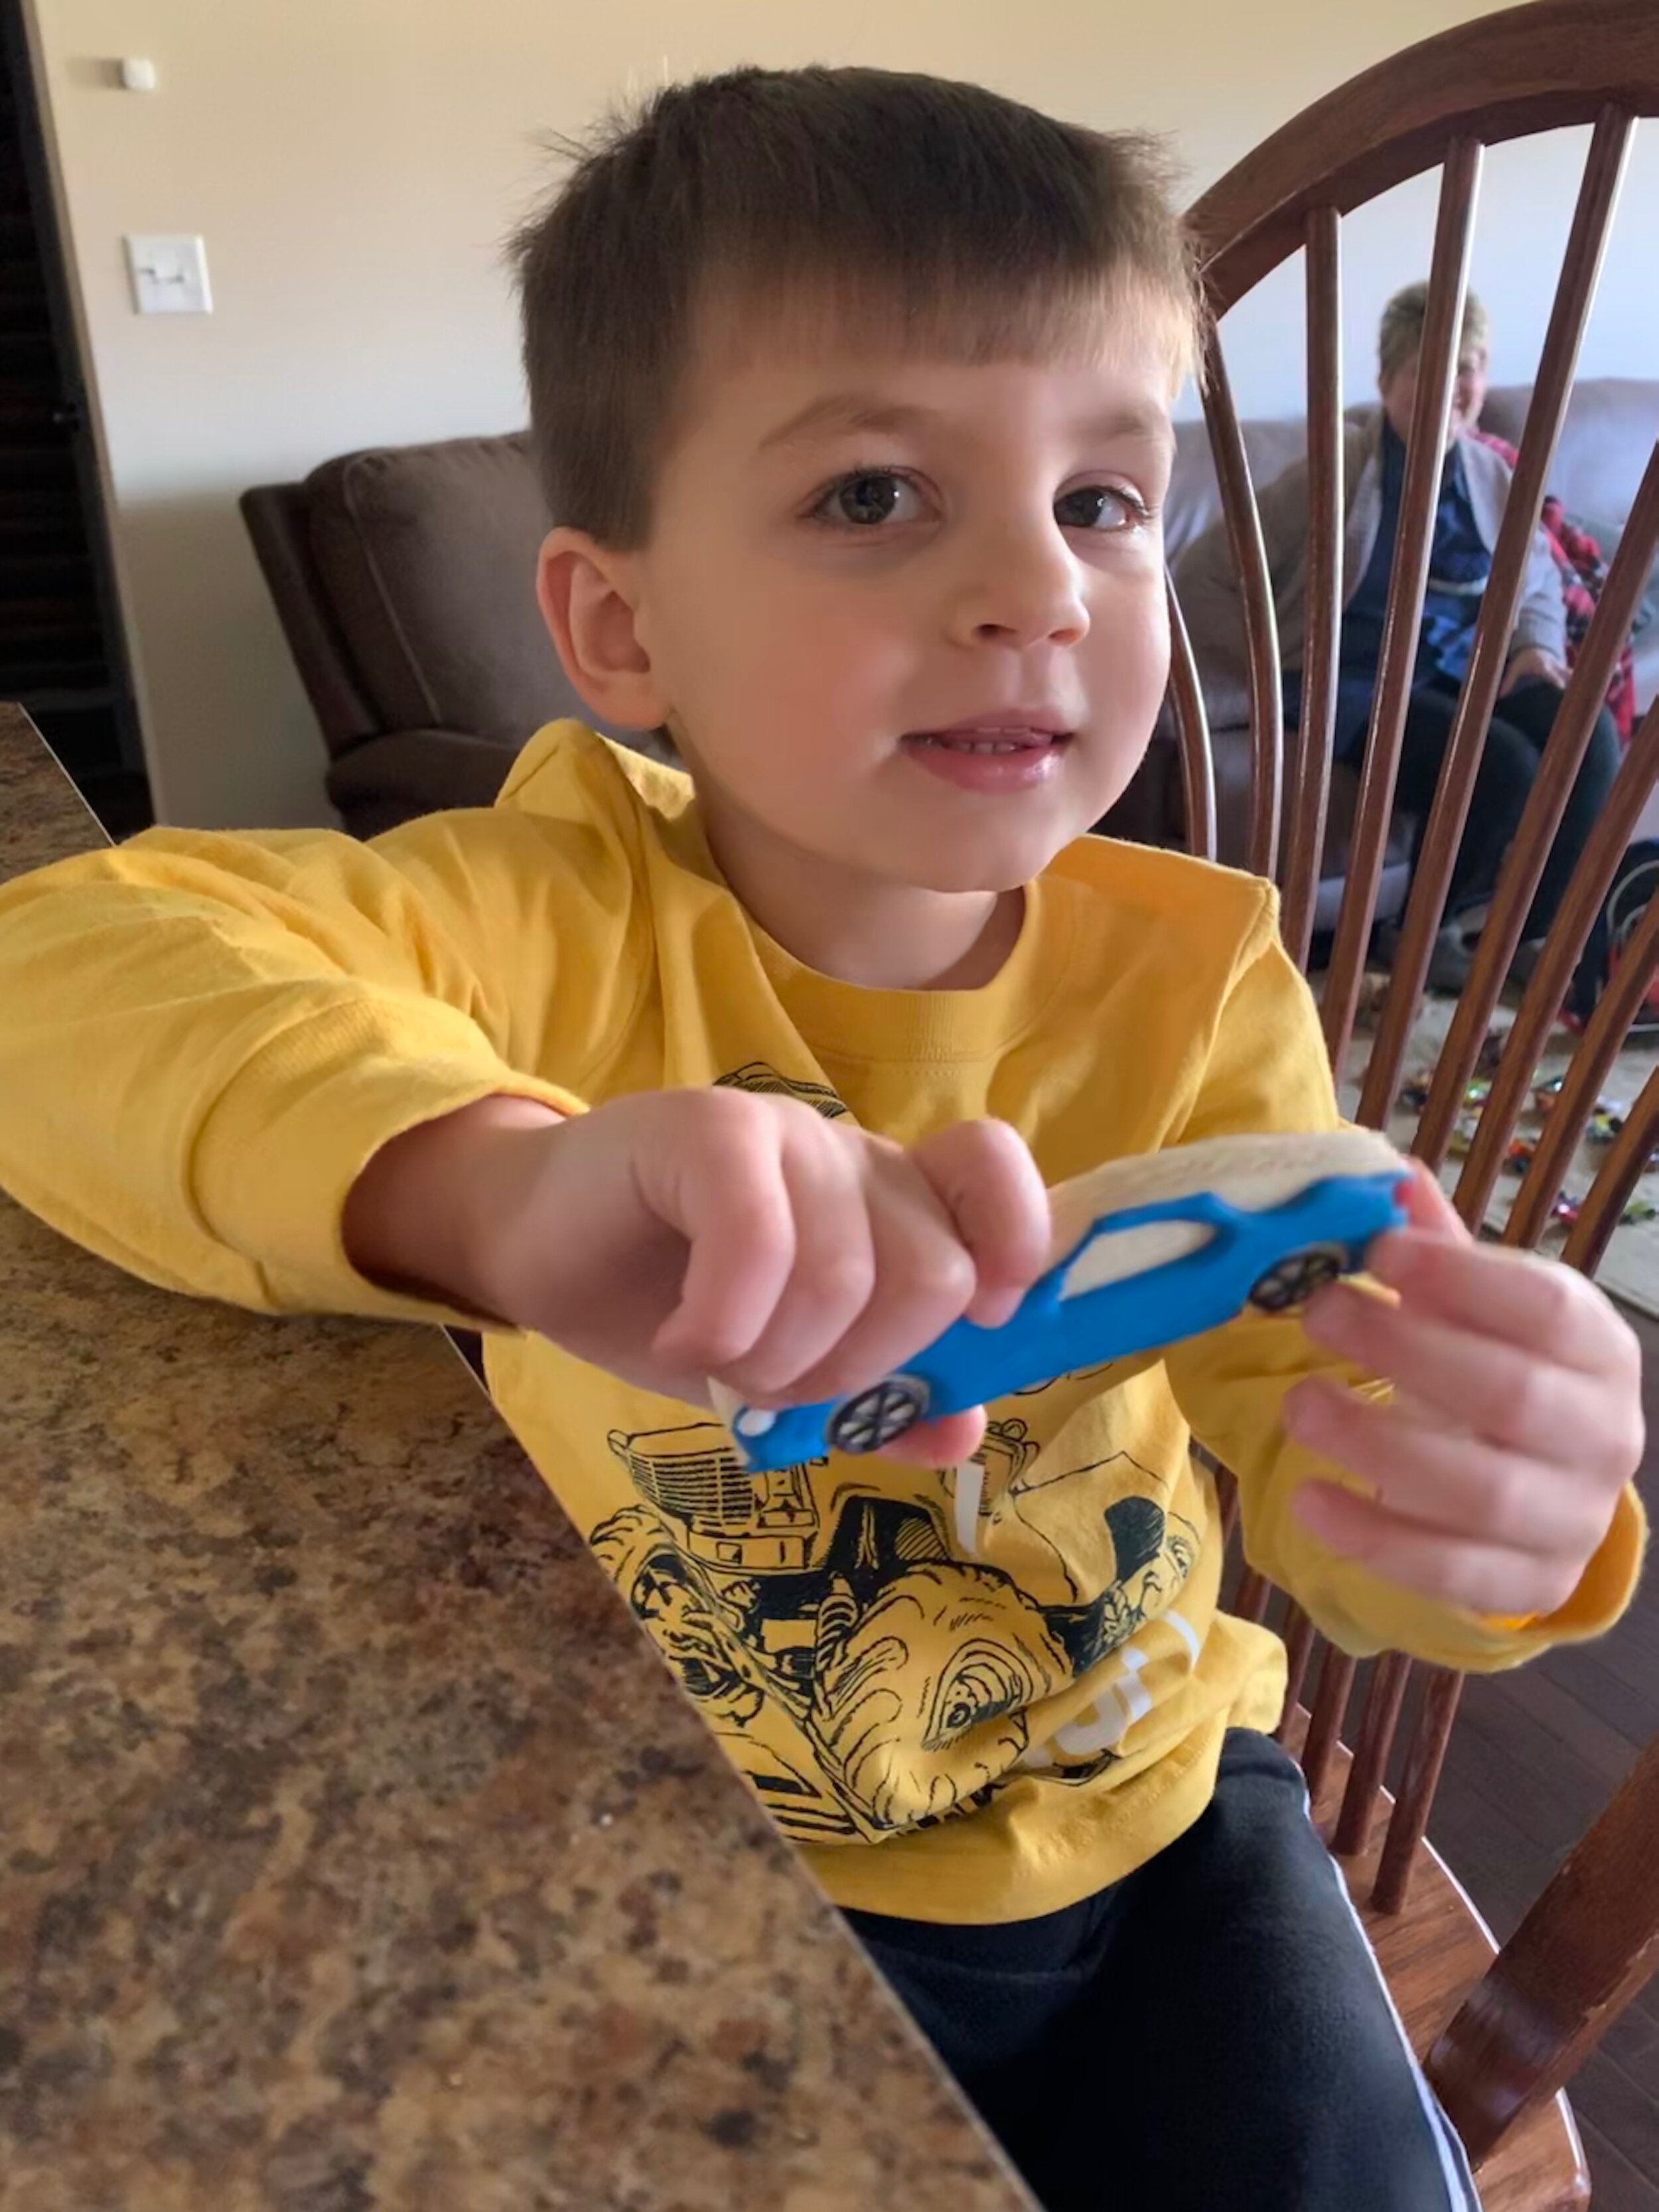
left=0, top=705, right=1031, bottom=2211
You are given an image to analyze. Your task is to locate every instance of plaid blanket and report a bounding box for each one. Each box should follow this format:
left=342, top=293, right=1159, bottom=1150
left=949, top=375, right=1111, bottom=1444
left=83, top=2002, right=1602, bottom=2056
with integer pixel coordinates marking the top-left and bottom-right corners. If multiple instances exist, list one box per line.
left=1469, top=427, right=1638, bottom=743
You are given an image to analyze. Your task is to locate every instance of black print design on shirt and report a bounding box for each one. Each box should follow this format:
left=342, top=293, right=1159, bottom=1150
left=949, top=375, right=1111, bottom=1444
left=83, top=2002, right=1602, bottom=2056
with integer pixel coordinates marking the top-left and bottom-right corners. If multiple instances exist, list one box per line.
left=593, top=1420, right=1198, bottom=1843
left=711, top=1062, right=850, bottom=1119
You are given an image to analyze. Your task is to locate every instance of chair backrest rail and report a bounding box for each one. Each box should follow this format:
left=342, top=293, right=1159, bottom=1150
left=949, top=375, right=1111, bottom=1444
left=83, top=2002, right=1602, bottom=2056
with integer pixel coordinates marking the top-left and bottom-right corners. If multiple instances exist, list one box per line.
left=1320, top=136, right=1484, bottom=1072
left=1565, top=1062, right=1659, bottom=1278
left=1281, top=203, right=1346, bottom=967
left=1453, top=683, right=1659, bottom=1218
left=1357, top=110, right=1637, bottom=1127
left=1165, top=577, right=1217, bottom=861
left=1199, top=331, right=1283, bottom=877
left=1177, top=12, right=1659, bottom=2167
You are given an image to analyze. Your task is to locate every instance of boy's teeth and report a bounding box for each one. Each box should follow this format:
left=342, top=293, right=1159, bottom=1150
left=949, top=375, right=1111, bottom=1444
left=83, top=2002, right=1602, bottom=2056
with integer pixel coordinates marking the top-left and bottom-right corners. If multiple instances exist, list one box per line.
left=925, top=730, right=1049, bottom=754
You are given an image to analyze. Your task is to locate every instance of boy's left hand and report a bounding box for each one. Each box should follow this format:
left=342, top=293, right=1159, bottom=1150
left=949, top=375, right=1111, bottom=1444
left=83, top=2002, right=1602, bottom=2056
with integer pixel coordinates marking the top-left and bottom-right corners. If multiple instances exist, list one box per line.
left=1283, top=1161, right=1644, bottom=1619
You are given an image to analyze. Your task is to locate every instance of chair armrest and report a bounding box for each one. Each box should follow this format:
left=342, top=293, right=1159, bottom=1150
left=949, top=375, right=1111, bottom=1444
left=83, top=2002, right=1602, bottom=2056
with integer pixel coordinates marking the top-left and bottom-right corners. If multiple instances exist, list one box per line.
left=1425, top=1731, right=1659, bottom=2164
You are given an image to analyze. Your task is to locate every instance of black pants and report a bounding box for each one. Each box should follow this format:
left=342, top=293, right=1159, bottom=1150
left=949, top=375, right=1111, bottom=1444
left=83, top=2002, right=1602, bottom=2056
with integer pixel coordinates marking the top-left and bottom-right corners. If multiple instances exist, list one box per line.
left=846, top=1731, right=1479, bottom=2212
left=1391, top=674, right=1621, bottom=938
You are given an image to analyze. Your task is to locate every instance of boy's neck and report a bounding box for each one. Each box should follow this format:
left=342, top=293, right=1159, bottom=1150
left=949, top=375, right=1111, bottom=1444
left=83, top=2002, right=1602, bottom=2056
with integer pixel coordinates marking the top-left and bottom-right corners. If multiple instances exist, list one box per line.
left=699, top=798, right=1025, bottom=991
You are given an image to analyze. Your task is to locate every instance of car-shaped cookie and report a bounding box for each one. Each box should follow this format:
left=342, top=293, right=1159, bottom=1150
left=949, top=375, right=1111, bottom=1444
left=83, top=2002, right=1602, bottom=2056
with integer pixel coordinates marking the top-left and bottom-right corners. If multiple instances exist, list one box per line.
left=715, top=1128, right=1410, bottom=1473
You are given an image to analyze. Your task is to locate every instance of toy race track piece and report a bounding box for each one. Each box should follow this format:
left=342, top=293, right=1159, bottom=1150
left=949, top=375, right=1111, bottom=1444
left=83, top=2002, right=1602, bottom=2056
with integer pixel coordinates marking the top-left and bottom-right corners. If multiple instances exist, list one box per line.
left=713, top=1128, right=1412, bottom=1474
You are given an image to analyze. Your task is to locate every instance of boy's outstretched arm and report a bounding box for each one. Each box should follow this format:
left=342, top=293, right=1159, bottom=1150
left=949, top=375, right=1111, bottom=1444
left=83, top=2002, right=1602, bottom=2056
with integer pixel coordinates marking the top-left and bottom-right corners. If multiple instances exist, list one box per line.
left=0, top=819, right=589, bottom=1321
left=0, top=820, right=1054, bottom=1458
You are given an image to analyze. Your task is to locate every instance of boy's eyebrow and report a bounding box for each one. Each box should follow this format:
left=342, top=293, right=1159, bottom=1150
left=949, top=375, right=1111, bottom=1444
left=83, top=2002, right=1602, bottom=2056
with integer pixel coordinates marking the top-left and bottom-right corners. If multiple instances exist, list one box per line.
left=757, top=391, right=1175, bottom=453
left=756, top=394, right=942, bottom=451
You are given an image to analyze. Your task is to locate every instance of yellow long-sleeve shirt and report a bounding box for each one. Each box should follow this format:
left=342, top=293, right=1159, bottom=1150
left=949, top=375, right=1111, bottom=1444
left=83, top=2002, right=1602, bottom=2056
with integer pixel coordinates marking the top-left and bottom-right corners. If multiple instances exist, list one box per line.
left=0, top=723, right=1642, bottom=1922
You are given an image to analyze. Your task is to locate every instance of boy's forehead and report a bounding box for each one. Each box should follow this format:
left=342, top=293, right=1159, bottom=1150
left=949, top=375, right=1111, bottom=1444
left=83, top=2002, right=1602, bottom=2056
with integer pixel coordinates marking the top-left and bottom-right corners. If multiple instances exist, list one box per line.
left=675, top=280, right=1187, bottom=453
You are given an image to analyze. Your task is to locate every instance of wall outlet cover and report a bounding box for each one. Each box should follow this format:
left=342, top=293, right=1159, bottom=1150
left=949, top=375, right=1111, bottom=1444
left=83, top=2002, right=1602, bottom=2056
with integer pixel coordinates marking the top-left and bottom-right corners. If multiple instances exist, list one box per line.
left=124, top=234, right=212, bottom=315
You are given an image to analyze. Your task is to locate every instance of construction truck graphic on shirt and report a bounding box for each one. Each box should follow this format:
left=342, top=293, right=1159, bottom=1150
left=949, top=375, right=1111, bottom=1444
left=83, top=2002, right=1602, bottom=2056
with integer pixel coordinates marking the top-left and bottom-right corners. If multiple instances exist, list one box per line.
left=592, top=1409, right=1202, bottom=1843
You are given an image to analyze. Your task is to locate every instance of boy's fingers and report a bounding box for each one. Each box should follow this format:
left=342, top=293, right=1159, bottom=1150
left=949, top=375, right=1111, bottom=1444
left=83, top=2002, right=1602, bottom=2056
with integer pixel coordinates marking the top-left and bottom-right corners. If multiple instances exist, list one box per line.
left=1303, top=1280, right=1592, bottom=1468
left=1285, top=1376, right=1612, bottom=1558
left=1368, top=1220, right=1637, bottom=1378
left=1356, top=1159, right=1470, bottom=1287
left=1291, top=1481, right=1581, bottom=1618
left=910, top=1118, right=1051, bottom=1326
left=881, top=1406, right=986, bottom=1467
left=1400, top=1156, right=1473, bottom=1243
left=768, top=1149, right=979, bottom=1408
left=705, top=1124, right=878, bottom=1399
left=649, top=1114, right=798, bottom=1370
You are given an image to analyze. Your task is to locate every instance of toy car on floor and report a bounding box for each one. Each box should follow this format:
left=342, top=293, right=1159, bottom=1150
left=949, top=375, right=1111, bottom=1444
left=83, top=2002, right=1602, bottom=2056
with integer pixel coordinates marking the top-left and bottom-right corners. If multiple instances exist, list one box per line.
left=1551, top=1190, right=1659, bottom=1230
left=715, top=1128, right=1412, bottom=1473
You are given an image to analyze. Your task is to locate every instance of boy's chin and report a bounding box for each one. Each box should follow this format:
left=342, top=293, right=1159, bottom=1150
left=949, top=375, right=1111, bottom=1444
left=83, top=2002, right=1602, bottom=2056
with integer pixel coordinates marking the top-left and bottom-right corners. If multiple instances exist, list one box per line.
left=875, top=815, right=1092, bottom=897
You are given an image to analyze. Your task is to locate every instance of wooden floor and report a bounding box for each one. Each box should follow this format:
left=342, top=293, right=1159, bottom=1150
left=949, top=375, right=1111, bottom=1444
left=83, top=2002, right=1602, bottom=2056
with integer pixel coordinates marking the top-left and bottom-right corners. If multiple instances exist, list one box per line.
left=1427, top=1305, right=1659, bottom=2210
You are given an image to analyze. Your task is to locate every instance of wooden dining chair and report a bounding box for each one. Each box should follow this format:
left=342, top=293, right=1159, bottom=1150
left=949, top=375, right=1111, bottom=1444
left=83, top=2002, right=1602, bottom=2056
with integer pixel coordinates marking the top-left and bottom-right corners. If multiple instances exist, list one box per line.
left=1169, top=5, right=1659, bottom=2204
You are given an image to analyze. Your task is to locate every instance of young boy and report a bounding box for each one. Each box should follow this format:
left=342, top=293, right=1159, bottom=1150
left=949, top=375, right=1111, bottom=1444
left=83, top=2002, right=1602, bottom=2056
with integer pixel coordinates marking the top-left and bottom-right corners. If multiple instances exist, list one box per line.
left=0, top=68, right=1644, bottom=2212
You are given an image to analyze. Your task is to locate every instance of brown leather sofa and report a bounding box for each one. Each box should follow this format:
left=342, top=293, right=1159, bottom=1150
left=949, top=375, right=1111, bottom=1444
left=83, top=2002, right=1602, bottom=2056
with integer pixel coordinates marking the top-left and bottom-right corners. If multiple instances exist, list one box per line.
left=244, top=382, right=1658, bottom=854
left=240, top=431, right=667, bottom=838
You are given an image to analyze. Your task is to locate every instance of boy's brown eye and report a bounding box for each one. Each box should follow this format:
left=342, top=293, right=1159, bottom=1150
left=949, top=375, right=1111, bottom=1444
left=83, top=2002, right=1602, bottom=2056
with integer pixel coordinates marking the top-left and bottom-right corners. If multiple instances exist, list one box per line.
left=1056, top=484, right=1143, bottom=532
left=822, top=471, right=923, bottom=527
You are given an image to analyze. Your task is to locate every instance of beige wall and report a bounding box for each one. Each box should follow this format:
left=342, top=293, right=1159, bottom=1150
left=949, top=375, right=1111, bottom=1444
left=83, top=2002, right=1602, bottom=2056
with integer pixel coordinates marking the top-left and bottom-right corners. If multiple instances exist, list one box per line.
left=23, top=0, right=1659, bottom=828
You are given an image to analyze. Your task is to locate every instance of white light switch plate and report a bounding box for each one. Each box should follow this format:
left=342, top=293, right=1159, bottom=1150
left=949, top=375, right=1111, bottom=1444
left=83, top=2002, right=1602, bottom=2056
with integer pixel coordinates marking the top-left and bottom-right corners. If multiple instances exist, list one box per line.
left=124, top=234, right=212, bottom=314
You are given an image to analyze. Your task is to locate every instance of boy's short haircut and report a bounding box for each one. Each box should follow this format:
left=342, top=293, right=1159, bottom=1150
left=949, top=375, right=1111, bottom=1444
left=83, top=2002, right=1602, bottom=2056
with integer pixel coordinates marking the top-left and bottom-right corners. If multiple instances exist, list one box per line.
left=508, top=67, right=1202, bottom=548
left=1378, top=280, right=1490, bottom=383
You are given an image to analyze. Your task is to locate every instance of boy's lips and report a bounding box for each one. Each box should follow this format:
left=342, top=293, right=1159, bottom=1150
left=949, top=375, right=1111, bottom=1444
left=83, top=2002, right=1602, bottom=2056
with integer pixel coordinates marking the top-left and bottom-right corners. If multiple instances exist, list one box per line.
left=901, top=721, right=1073, bottom=793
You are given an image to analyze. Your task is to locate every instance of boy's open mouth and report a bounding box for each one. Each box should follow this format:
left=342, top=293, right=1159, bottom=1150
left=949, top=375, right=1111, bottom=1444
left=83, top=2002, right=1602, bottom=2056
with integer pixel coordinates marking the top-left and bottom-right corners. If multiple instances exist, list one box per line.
left=901, top=720, right=1074, bottom=791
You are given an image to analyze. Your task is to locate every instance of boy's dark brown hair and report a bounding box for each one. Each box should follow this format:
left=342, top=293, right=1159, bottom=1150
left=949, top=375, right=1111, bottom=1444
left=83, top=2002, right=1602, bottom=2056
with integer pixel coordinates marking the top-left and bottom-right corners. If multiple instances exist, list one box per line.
left=508, top=67, right=1200, bottom=546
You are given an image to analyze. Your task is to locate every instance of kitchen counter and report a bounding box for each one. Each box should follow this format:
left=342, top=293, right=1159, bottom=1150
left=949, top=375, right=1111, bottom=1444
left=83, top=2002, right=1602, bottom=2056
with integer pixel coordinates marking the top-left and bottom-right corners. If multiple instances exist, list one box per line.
left=0, top=703, right=1029, bottom=2212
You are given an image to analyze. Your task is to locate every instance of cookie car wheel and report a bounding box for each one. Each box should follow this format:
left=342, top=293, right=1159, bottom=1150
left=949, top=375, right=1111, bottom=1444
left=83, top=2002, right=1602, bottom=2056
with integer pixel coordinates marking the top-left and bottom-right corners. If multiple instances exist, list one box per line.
left=1248, top=1244, right=1347, bottom=1314
left=829, top=1376, right=930, bottom=1455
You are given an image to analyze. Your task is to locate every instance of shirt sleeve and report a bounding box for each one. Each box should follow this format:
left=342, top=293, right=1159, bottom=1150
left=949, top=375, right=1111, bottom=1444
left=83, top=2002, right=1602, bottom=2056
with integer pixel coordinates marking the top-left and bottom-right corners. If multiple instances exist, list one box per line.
left=1512, top=520, right=1572, bottom=663
left=1475, top=443, right=1570, bottom=664
left=0, top=802, right=645, bottom=1326
left=1161, top=883, right=1644, bottom=1670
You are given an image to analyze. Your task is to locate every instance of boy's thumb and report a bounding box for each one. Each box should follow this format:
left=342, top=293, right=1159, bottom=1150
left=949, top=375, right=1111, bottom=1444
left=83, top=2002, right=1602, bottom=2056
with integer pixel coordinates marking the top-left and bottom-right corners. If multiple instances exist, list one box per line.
left=1402, top=1153, right=1475, bottom=1244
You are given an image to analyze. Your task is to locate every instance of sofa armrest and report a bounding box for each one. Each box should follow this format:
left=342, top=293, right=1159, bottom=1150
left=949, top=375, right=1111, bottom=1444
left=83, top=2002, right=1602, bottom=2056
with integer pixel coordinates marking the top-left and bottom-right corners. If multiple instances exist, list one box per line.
left=324, top=727, right=517, bottom=836
left=241, top=482, right=380, bottom=751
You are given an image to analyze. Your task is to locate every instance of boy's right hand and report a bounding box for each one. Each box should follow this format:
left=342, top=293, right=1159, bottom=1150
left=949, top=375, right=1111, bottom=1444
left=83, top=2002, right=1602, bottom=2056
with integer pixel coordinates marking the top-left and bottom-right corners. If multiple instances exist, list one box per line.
left=342, top=1090, right=1052, bottom=1464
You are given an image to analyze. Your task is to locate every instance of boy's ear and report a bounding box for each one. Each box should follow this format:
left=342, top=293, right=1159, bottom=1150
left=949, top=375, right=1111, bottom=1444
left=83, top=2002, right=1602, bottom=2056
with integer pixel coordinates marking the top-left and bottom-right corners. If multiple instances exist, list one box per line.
left=536, top=528, right=669, bottom=731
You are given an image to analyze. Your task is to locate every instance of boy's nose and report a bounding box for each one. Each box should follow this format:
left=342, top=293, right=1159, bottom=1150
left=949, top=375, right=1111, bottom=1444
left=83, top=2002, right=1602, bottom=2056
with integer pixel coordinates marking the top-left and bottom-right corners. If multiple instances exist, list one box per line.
left=946, top=524, right=1090, bottom=650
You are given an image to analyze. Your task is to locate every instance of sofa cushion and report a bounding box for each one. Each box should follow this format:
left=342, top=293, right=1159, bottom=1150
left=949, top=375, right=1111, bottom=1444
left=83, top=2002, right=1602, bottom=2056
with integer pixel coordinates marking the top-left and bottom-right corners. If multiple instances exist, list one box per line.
left=1479, top=379, right=1659, bottom=536
left=1484, top=380, right=1659, bottom=716
left=1166, top=378, right=1659, bottom=729
left=1164, top=415, right=1309, bottom=567
left=305, top=431, right=592, bottom=747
